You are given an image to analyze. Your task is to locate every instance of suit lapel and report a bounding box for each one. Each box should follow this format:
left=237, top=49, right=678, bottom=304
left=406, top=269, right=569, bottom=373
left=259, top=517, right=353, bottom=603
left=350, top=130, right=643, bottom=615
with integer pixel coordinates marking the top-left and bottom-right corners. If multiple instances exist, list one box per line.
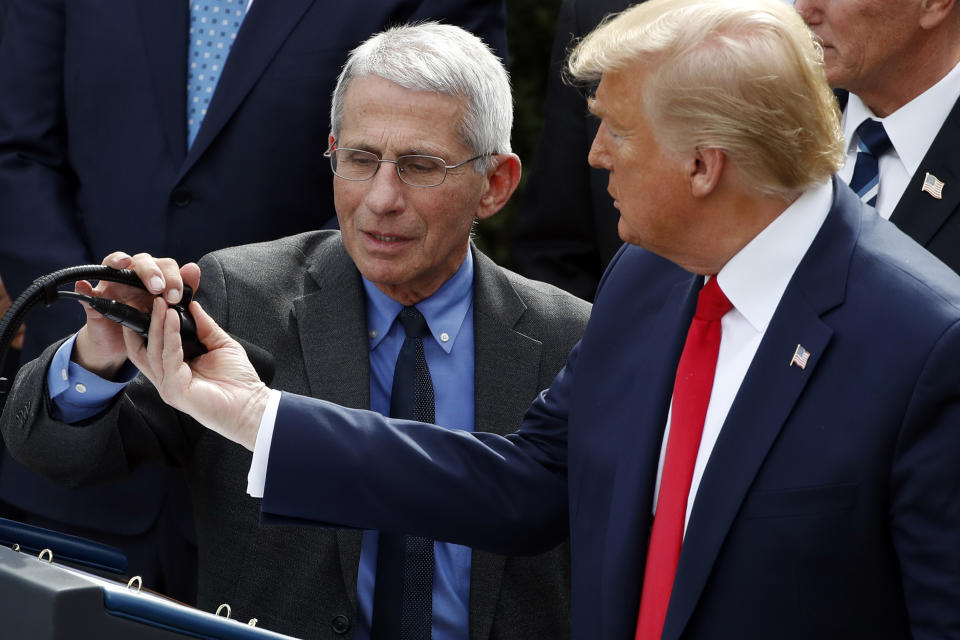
left=888, top=95, right=960, bottom=246
left=179, top=0, right=317, bottom=177
left=137, top=0, right=189, bottom=162
left=601, top=272, right=698, bottom=640
left=661, top=179, right=856, bottom=640
left=468, top=246, right=543, bottom=640
left=292, top=238, right=369, bottom=608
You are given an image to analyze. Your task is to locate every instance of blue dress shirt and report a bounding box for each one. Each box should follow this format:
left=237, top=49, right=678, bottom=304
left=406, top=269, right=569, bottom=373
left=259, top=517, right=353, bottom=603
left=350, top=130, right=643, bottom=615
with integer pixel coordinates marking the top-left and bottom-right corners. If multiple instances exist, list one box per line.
left=48, top=250, right=478, bottom=640
left=357, top=251, right=476, bottom=640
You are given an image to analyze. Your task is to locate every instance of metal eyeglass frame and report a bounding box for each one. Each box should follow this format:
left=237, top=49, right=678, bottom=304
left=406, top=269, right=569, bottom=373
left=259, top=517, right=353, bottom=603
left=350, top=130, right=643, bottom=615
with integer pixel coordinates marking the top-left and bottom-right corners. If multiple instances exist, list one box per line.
left=324, top=145, right=487, bottom=187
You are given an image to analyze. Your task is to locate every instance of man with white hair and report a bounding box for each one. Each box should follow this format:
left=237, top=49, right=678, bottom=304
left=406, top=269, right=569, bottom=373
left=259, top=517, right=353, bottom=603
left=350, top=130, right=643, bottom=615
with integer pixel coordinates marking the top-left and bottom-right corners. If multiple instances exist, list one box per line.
left=795, top=0, right=960, bottom=274
left=0, top=23, right=587, bottom=640
left=10, top=2, right=960, bottom=639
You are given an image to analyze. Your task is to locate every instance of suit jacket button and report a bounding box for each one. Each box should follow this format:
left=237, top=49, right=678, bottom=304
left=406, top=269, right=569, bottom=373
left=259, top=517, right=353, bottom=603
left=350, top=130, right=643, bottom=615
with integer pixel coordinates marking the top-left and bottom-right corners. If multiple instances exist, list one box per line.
left=330, top=614, right=350, bottom=635
left=170, top=188, right=193, bottom=207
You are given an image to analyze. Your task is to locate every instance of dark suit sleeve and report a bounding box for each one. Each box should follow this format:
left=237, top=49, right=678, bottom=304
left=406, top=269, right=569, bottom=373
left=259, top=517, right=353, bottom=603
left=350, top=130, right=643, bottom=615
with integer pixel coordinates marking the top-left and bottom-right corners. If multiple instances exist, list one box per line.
left=261, top=342, right=582, bottom=556
left=0, top=0, right=93, bottom=357
left=0, top=341, right=197, bottom=487
left=509, top=0, right=621, bottom=302
left=408, top=0, right=507, bottom=63
left=0, top=253, right=238, bottom=487
left=890, top=319, right=960, bottom=637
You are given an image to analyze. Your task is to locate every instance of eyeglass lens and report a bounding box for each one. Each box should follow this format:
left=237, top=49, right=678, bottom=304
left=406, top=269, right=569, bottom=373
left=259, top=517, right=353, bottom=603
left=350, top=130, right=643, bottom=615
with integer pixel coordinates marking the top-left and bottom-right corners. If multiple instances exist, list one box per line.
left=331, top=149, right=448, bottom=187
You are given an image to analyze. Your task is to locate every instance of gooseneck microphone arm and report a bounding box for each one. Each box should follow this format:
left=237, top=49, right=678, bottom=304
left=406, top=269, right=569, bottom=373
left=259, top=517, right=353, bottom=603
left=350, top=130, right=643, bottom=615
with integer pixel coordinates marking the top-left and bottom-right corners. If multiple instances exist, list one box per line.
left=0, top=265, right=275, bottom=397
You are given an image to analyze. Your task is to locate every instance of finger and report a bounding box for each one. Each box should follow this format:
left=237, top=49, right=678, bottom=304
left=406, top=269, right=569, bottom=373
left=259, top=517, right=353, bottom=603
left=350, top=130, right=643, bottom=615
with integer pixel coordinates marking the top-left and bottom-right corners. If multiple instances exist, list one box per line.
left=180, top=262, right=202, bottom=297
left=190, top=300, right=232, bottom=350
left=102, top=251, right=132, bottom=270
left=127, top=252, right=167, bottom=296
left=144, top=296, right=168, bottom=372
left=127, top=297, right=165, bottom=372
left=74, top=280, right=105, bottom=321
left=153, top=257, right=186, bottom=305
left=161, top=306, right=186, bottom=378
left=0, top=272, right=10, bottom=302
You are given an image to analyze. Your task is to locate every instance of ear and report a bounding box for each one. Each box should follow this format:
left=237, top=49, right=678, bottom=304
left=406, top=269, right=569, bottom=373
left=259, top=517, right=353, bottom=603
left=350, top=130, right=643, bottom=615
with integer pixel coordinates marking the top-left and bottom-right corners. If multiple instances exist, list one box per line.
left=919, top=0, right=955, bottom=29
left=687, top=147, right=725, bottom=198
left=328, top=133, right=336, bottom=150
left=475, top=153, right=522, bottom=221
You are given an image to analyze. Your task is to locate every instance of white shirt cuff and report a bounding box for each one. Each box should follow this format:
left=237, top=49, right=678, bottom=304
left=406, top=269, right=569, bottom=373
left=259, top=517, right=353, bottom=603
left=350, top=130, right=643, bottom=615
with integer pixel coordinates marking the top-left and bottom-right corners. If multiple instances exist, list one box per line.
left=246, top=388, right=282, bottom=498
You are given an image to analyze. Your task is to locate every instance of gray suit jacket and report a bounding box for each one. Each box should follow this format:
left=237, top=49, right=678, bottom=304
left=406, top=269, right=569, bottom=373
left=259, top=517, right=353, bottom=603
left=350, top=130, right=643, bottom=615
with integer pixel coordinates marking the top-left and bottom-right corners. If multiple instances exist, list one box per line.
left=1, top=230, right=591, bottom=639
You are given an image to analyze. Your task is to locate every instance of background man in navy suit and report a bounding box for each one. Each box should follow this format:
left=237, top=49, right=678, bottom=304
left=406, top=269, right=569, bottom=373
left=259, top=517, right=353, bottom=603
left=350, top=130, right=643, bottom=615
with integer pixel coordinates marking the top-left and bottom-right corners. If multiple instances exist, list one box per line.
left=794, top=0, right=960, bottom=273
left=0, top=0, right=506, bottom=601
left=510, top=0, right=633, bottom=301
left=18, top=1, right=960, bottom=638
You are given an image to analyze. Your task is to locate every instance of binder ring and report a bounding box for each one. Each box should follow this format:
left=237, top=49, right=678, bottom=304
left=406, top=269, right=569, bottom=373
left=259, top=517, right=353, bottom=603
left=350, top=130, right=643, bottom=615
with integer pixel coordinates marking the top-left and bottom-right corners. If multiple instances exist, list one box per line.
left=11, top=544, right=19, bottom=552
left=216, top=603, right=232, bottom=619
left=248, top=619, right=258, bottom=627
left=38, top=548, right=53, bottom=563
left=127, top=576, right=143, bottom=592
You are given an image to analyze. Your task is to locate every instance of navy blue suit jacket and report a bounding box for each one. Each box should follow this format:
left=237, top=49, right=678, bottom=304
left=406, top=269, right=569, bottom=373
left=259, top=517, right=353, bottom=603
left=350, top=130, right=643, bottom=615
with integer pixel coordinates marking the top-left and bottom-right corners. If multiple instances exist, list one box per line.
left=837, top=89, right=960, bottom=275
left=262, top=179, right=960, bottom=638
left=0, top=0, right=505, bottom=532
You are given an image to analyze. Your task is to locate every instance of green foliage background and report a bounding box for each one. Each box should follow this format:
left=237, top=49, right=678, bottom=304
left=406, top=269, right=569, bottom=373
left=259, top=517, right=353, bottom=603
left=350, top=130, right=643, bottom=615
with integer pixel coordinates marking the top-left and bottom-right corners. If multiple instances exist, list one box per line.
left=473, top=0, right=562, bottom=268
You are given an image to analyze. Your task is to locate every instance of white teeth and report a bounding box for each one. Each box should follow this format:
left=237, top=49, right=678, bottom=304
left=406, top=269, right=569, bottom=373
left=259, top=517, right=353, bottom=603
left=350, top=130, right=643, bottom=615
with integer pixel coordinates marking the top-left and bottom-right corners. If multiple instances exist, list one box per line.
left=372, top=234, right=400, bottom=242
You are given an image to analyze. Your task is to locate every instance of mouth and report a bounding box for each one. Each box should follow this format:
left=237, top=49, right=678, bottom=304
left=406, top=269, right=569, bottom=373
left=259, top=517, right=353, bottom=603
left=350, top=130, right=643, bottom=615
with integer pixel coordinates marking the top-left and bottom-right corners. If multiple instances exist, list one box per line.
left=363, top=230, right=413, bottom=248
left=607, top=188, right=619, bottom=209
left=368, top=233, right=405, bottom=242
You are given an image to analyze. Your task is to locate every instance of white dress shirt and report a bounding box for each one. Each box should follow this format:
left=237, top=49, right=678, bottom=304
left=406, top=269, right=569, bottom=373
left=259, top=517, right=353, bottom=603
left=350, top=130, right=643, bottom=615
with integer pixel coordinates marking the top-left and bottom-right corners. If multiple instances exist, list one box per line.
left=838, top=59, right=960, bottom=220
left=653, top=179, right=834, bottom=532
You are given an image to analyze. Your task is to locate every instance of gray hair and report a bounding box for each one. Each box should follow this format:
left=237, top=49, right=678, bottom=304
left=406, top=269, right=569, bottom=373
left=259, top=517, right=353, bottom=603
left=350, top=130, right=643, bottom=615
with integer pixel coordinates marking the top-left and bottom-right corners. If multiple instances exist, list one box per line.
left=330, top=22, right=513, bottom=173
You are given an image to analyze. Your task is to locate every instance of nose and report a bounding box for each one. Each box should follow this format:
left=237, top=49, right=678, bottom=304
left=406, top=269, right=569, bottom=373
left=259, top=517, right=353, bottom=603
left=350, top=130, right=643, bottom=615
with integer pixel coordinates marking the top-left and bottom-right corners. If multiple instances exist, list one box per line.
left=588, top=123, right=612, bottom=171
left=363, top=161, right=405, bottom=215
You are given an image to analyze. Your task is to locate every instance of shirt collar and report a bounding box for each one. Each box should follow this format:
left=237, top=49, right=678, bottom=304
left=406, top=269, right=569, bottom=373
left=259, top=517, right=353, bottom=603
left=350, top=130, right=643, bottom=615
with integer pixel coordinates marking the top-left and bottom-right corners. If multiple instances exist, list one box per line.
left=716, top=179, right=833, bottom=333
left=362, top=249, right=474, bottom=355
left=843, top=58, right=960, bottom=177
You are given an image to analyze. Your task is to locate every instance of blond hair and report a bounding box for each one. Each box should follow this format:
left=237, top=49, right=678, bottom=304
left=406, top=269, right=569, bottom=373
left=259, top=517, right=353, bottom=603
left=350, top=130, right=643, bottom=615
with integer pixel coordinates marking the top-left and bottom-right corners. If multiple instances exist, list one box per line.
left=569, top=0, right=844, bottom=198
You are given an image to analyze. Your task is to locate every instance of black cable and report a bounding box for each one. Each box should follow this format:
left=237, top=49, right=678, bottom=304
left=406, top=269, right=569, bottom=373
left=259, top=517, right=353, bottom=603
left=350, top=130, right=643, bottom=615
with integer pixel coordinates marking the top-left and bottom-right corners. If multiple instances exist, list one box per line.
left=58, top=290, right=153, bottom=338
left=0, top=266, right=143, bottom=395
left=0, top=266, right=275, bottom=396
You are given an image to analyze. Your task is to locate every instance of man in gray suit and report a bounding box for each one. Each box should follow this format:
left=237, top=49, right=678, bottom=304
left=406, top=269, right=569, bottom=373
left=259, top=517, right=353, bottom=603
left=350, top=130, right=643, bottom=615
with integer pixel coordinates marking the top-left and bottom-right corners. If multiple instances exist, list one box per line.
left=0, top=24, right=589, bottom=639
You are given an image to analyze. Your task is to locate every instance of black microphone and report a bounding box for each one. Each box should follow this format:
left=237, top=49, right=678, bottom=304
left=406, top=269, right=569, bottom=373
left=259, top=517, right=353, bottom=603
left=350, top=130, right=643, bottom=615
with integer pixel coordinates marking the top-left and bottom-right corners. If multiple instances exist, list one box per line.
left=80, top=292, right=276, bottom=385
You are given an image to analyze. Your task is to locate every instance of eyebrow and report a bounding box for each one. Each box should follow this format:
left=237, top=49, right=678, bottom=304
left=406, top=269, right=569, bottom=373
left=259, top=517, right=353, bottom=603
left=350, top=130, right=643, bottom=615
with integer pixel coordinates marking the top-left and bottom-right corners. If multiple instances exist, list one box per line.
left=339, top=141, right=446, bottom=158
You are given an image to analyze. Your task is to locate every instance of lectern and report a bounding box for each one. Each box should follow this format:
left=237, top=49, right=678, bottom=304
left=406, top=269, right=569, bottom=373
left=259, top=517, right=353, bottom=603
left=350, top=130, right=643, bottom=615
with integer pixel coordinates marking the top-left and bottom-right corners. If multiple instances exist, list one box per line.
left=0, top=528, right=298, bottom=639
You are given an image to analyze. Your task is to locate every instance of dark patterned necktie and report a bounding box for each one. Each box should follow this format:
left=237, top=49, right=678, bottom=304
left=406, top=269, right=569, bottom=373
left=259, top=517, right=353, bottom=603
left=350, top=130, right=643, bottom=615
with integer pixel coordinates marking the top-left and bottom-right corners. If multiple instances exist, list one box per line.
left=848, top=118, right=892, bottom=207
left=371, top=306, right=435, bottom=640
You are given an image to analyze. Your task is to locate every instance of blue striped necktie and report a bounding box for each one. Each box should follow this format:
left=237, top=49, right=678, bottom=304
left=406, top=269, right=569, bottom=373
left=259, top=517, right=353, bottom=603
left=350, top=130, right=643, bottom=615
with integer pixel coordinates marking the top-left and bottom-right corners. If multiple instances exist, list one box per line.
left=848, top=118, right=892, bottom=207
left=186, top=0, right=249, bottom=148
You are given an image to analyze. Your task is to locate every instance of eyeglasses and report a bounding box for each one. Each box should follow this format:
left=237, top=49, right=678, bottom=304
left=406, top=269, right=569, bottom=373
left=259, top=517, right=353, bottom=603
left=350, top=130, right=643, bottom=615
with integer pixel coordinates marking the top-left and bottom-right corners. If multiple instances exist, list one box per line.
left=324, top=147, right=486, bottom=188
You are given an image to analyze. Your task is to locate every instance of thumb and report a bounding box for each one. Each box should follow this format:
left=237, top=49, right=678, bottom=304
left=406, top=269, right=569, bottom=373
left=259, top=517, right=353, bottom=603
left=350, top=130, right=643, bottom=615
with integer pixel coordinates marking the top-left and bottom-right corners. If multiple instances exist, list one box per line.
left=189, top=300, right=234, bottom=351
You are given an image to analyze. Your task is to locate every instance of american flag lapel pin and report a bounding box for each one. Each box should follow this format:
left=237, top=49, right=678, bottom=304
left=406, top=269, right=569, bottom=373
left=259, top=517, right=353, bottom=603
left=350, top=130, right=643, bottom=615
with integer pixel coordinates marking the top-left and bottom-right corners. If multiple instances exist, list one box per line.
left=790, top=344, right=811, bottom=370
left=922, top=172, right=945, bottom=200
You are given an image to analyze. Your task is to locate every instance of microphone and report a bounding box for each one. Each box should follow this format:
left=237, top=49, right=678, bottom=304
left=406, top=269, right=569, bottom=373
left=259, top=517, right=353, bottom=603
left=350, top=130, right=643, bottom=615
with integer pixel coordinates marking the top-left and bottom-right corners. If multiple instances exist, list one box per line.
left=76, top=291, right=276, bottom=385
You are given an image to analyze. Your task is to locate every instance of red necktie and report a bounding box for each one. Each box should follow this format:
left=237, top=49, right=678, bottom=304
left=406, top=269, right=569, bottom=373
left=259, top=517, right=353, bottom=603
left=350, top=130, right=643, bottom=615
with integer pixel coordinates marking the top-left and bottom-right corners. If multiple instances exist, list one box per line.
left=635, top=277, right=732, bottom=640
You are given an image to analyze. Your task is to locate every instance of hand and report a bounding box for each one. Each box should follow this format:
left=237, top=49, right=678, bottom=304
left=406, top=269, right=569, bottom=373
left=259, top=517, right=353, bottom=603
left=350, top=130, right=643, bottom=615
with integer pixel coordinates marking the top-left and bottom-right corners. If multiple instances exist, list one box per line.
left=73, top=252, right=200, bottom=379
left=0, top=273, right=26, bottom=350
left=126, top=296, right=269, bottom=451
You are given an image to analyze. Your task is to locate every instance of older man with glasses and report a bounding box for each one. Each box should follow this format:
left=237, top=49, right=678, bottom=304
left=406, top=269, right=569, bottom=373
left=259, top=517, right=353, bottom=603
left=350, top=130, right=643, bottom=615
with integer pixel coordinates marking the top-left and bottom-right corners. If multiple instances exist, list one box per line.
left=0, top=23, right=589, bottom=640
